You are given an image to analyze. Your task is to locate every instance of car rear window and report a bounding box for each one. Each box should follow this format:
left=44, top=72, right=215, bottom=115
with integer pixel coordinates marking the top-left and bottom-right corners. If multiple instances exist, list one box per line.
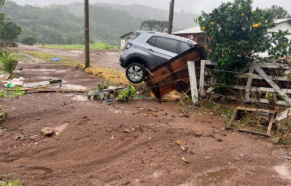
left=147, top=36, right=157, bottom=47
left=156, top=37, right=179, bottom=54
left=180, top=42, right=194, bottom=54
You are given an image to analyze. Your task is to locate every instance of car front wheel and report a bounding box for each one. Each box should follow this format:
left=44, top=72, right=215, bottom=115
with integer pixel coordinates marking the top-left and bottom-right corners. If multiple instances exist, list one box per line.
left=126, top=63, right=146, bottom=84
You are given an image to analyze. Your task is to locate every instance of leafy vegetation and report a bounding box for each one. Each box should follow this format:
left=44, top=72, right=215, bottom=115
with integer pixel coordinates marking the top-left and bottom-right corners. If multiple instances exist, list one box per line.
left=21, top=35, right=36, bottom=45
left=10, top=53, right=35, bottom=63
left=116, top=85, right=136, bottom=101
left=0, top=20, right=21, bottom=42
left=196, top=0, right=291, bottom=86
left=39, top=43, right=118, bottom=50
left=0, top=179, right=23, bottom=186
left=0, top=1, right=142, bottom=46
left=262, top=5, right=291, bottom=19
left=140, top=20, right=169, bottom=32
left=0, top=52, right=18, bottom=74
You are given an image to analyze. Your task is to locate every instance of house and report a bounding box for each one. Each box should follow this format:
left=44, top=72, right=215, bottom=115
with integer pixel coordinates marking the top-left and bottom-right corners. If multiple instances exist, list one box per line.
left=120, top=32, right=136, bottom=50
left=172, top=26, right=205, bottom=44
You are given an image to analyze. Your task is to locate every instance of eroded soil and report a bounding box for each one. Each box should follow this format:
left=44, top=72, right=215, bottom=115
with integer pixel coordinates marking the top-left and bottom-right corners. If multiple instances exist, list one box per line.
left=0, top=52, right=291, bottom=186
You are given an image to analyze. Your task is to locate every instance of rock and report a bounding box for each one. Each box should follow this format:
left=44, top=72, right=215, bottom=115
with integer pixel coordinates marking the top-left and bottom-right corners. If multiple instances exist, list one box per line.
left=41, top=127, right=54, bottom=136
left=123, top=130, right=130, bottom=133
left=194, top=131, right=202, bottom=137
left=181, top=157, right=189, bottom=164
left=36, top=117, right=40, bottom=120
left=190, top=150, right=195, bottom=155
left=217, top=138, right=223, bottom=142
left=29, top=136, right=36, bottom=140
left=213, top=130, right=220, bottom=134
left=16, top=135, right=26, bottom=141
left=180, top=114, right=190, bottom=118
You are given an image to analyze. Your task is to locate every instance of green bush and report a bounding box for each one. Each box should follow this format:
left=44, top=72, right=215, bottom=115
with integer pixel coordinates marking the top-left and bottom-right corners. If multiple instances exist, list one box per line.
left=0, top=179, right=23, bottom=186
left=21, top=35, right=36, bottom=45
left=0, top=52, right=18, bottom=74
left=196, top=0, right=291, bottom=86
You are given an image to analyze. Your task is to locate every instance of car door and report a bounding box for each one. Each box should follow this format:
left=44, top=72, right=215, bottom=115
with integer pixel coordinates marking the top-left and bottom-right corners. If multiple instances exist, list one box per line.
left=144, top=36, right=179, bottom=68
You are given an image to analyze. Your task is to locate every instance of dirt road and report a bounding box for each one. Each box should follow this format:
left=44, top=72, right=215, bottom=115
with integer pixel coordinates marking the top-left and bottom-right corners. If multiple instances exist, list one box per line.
left=0, top=54, right=291, bottom=186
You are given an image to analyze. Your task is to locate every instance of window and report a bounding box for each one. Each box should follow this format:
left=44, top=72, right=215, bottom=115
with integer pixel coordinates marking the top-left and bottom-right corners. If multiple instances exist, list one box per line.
left=197, top=37, right=205, bottom=44
left=180, top=42, right=194, bottom=54
left=156, top=37, right=179, bottom=53
left=147, top=36, right=157, bottom=47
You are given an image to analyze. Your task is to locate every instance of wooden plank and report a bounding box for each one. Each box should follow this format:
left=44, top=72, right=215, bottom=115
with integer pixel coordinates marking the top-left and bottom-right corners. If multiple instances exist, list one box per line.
left=236, top=73, right=291, bottom=81
left=254, top=64, right=291, bottom=105
left=233, top=85, right=291, bottom=94
left=188, top=61, right=199, bottom=105
left=275, top=109, right=291, bottom=121
left=227, top=109, right=238, bottom=128
left=245, top=64, right=254, bottom=102
left=257, top=63, right=283, bottom=69
left=236, top=106, right=276, bottom=114
left=199, top=60, right=206, bottom=96
left=204, top=60, right=217, bottom=65
left=267, top=113, right=275, bottom=136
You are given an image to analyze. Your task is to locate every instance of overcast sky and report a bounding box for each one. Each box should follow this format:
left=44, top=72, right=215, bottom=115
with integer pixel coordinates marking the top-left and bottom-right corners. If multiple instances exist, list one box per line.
left=7, top=0, right=291, bottom=14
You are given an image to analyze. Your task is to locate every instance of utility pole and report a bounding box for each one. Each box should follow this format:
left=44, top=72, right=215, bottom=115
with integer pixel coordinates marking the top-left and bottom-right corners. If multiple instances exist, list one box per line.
left=167, top=0, right=175, bottom=34
left=84, top=0, right=90, bottom=68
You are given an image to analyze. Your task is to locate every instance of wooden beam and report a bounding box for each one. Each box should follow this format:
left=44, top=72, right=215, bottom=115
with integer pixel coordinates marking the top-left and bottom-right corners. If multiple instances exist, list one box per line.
left=267, top=113, right=275, bottom=136
left=254, top=64, right=291, bottom=105
left=188, top=61, right=199, bottom=105
left=236, top=73, right=291, bottom=81
left=199, top=60, right=206, bottom=96
left=227, top=109, right=238, bottom=128
left=245, top=64, right=254, bottom=102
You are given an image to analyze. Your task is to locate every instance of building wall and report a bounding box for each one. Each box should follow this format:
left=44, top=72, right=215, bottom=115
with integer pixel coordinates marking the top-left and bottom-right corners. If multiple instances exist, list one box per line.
left=175, top=33, right=207, bottom=44
left=268, top=22, right=291, bottom=33
left=120, top=33, right=136, bottom=49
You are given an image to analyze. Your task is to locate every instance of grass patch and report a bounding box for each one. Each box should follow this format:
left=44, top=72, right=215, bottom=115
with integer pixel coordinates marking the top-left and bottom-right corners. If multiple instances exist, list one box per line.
left=0, top=179, right=23, bottom=186
left=37, top=43, right=119, bottom=50
left=18, top=50, right=129, bottom=85
left=10, top=53, right=35, bottom=63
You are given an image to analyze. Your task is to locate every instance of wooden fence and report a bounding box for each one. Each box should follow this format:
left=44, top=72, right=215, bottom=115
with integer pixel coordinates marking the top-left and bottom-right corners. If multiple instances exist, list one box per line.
left=188, top=60, right=291, bottom=106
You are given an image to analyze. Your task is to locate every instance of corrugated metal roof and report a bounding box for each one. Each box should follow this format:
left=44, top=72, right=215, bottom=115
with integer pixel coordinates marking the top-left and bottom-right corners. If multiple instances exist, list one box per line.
left=172, top=26, right=202, bottom=35
left=274, top=19, right=291, bottom=24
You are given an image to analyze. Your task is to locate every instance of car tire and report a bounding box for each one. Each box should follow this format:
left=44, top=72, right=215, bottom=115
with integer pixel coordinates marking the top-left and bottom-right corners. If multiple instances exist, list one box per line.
left=126, top=63, right=146, bottom=84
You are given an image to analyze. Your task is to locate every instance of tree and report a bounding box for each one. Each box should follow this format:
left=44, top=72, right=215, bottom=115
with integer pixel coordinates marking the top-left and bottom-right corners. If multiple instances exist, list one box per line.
left=0, top=20, right=21, bottom=42
left=262, top=5, right=291, bottom=19
left=140, top=20, right=169, bottom=32
left=156, top=21, right=169, bottom=32
left=167, top=0, right=175, bottom=34
left=140, top=20, right=156, bottom=31
left=196, top=0, right=291, bottom=86
left=22, top=35, right=36, bottom=45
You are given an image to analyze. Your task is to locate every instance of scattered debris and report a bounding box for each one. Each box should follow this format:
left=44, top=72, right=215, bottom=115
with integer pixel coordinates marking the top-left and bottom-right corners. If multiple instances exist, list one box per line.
left=190, top=150, right=195, bottom=155
left=175, top=140, right=181, bottom=145
left=180, top=114, right=190, bottom=118
left=181, top=157, right=189, bottom=164
left=50, top=58, right=62, bottom=61
left=217, top=138, right=223, bottom=142
left=23, top=79, right=62, bottom=88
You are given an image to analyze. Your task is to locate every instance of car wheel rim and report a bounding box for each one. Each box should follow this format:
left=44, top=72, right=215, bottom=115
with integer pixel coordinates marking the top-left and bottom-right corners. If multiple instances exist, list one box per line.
left=128, top=65, right=143, bottom=82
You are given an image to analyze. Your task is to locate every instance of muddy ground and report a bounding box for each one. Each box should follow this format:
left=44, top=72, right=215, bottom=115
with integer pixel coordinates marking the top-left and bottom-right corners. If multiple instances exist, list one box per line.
left=0, top=52, right=291, bottom=186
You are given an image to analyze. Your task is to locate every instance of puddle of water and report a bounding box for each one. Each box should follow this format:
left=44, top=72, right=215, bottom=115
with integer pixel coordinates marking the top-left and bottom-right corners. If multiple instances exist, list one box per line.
left=63, top=84, right=87, bottom=90
left=71, top=95, right=88, bottom=102
left=274, top=165, right=291, bottom=180
left=196, top=168, right=238, bottom=185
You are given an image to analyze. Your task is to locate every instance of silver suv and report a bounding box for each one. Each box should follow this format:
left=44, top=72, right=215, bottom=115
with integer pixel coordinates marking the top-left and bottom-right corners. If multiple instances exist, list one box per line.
left=120, top=31, right=197, bottom=83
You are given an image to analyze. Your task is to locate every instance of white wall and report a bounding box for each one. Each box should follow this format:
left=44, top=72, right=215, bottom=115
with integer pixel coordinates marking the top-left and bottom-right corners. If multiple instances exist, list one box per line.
left=268, top=22, right=291, bottom=33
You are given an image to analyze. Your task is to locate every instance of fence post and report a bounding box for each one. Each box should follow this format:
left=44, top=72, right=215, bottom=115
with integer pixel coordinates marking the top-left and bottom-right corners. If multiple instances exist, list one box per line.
left=245, top=64, right=255, bottom=102
left=199, top=60, right=206, bottom=96
left=188, top=61, right=199, bottom=105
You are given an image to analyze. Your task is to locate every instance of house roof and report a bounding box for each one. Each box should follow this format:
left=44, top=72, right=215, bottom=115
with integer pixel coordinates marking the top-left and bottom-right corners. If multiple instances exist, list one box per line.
left=120, top=32, right=135, bottom=38
left=172, top=26, right=202, bottom=35
left=274, top=18, right=291, bottom=24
